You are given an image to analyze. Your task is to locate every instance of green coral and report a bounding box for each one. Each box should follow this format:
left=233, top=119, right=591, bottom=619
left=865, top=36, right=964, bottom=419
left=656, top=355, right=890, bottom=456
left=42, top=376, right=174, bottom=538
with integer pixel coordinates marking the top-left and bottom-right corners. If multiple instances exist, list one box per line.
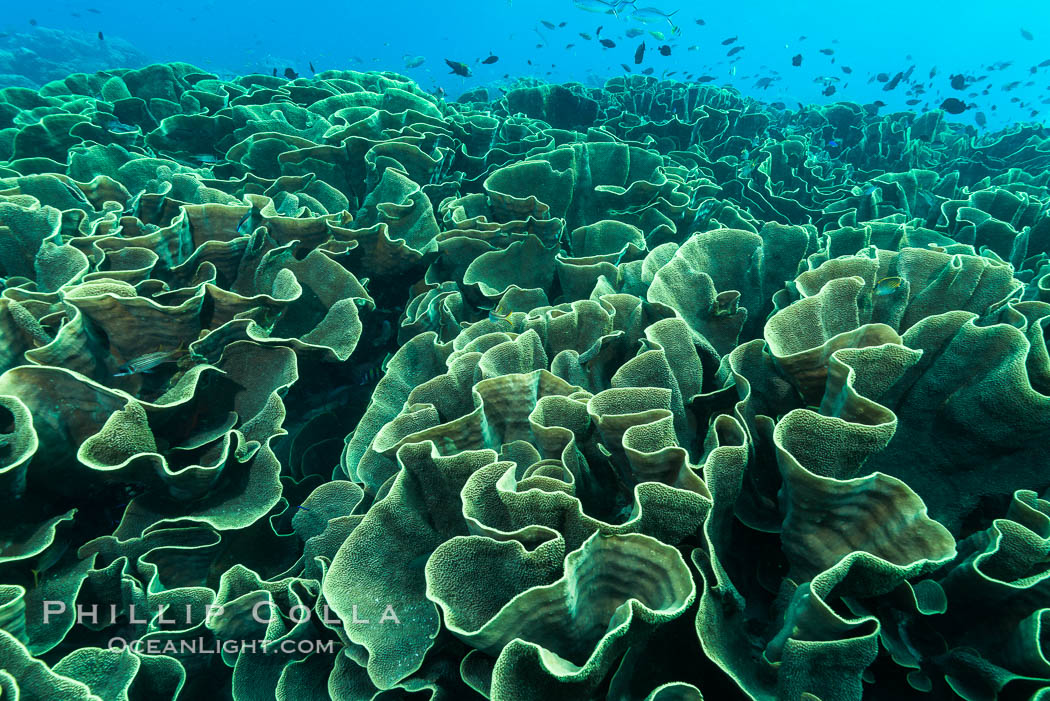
left=0, top=61, right=1049, bottom=701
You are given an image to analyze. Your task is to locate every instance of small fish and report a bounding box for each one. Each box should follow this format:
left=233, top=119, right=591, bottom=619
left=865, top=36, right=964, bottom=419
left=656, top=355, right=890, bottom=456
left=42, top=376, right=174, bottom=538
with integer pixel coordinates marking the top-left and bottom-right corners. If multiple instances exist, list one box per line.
left=445, top=59, right=471, bottom=76
left=727, top=45, right=744, bottom=57
left=739, top=157, right=759, bottom=178
left=113, top=347, right=183, bottom=377
left=356, top=364, right=383, bottom=385
left=634, top=41, right=645, bottom=64
left=883, top=72, right=903, bottom=91
left=97, top=31, right=104, bottom=41
left=950, top=74, right=967, bottom=90
left=874, top=277, right=903, bottom=296
left=541, top=20, right=556, bottom=29
left=621, top=63, right=633, bottom=72
left=1021, top=28, right=1034, bottom=40
left=404, top=55, right=426, bottom=68
left=309, top=61, right=316, bottom=73
left=822, top=84, right=836, bottom=96
left=599, top=38, right=616, bottom=48
left=649, top=30, right=665, bottom=40
left=721, top=36, right=738, bottom=45
left=579, top=32, right=592, bottom=40
left=975, top=111, right=987, bottom=127
left=488, top=303, right=512, bottom=323
left=792, top=54, right=802, bottom=67
left=29, top=18, right=37, bottom=26
left=272, top=68, right=277, bottom=76
left=572, top=0, right=629, bottom=16
left=88, top=7, right=101, bottom=12
left=658, top=44, right=670, bottom=56
left=629, top=6, right=679, bottom=24
left=559, top=21, right=566, bottom=27
left=695, top=18, right=705, bottom=25
left=625, top=28, right=644, bottom=37
left=597, top=25, right=603, bottom=36
left=940, top=97, right=968, bottom=114
left=819, top=48, right=834, bottom=55
left=283, top=67, right=298, bottom=79
left=827, top=139, right=839, bottom=148
left=906, top=98, right=922, bottom=106
left=482, top=55, right=499, bottom=64
left=235, top=210, right=252, bottom=235
left=641, top=67, right=654, bottom=75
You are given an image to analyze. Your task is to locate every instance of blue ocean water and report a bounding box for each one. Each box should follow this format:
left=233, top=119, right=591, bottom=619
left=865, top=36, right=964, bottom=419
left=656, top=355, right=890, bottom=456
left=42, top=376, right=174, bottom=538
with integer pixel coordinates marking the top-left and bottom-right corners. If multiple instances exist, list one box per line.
left=2, top=0, right=1047, bottom=129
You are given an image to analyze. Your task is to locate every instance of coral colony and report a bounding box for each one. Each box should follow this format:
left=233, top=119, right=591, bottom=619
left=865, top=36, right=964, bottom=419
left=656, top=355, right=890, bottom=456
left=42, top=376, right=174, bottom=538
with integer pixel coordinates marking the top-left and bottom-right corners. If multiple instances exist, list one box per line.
left=0, top=43, right=1048, bottom=701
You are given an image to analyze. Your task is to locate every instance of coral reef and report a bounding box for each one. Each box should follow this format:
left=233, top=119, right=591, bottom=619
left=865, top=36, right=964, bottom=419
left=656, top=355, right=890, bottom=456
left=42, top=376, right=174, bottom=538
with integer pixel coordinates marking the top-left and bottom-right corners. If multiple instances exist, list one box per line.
left=0, top=64, right=1048, bottom=700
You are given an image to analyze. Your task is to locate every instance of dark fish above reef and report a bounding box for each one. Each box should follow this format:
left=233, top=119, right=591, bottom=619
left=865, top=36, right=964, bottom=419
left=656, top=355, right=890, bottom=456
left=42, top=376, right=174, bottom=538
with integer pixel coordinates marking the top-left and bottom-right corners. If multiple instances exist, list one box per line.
left=600, top=38, right=616, bottom=48
left=445, top=59, right=471, bottom=76
left=482, top=55, right=499, bottom=64
left=940, top=97, right=969, bottom=114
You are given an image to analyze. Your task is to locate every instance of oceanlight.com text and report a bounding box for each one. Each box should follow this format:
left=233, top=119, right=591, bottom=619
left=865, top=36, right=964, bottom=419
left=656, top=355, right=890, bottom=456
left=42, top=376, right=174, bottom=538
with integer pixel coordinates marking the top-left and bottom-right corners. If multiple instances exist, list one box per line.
left=107, top=637, right=339, bottom=655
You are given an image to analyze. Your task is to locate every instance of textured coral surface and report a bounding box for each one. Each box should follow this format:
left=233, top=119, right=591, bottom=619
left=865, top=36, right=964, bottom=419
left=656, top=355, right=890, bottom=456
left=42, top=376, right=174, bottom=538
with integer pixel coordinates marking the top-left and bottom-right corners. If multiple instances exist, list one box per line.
left=0, top=64, right=1048, bottom=701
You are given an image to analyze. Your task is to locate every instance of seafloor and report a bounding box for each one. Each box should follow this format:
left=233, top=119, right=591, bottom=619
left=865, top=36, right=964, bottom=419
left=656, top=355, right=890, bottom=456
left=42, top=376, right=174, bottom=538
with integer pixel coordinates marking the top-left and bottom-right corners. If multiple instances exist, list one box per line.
left=0, top=63, right=1048, bottom=701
